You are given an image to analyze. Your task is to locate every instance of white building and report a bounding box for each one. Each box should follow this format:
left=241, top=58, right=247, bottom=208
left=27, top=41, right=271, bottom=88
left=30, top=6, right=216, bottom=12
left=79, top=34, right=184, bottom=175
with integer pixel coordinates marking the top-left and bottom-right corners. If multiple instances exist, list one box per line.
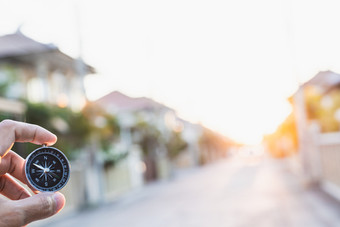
left=0, top=30, right=95, bottom=111
left=95, top=91, right=204, bottom=181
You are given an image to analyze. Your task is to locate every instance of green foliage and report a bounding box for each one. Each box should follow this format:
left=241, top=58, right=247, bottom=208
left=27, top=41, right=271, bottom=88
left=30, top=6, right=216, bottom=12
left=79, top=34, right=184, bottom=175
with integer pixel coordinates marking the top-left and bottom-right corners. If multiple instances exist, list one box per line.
left=103, top=151, right=128, bottom=169
left=20, top=101, right=121, bottom=163
left=99, top=115, right=120, bottom=152
left=0, top=64, right=19, bottom=97
left=82, top=103, right=120, bottom=152
left=25, top=102, right=92, bottom=159
left=6, top=97, right=188, bottom=165
left=132, top=120, right=161, bottom=157
left=25, top=103, right=51, bottom=126
left=127, top=115, right=190, bottom=161
left=165, top=131, right=188, bottom=159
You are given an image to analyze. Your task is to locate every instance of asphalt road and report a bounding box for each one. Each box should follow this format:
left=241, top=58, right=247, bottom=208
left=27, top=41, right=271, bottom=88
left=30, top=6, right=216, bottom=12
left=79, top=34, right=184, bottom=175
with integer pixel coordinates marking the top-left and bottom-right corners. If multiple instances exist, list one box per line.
left=33, top=155, right=340, bottom=227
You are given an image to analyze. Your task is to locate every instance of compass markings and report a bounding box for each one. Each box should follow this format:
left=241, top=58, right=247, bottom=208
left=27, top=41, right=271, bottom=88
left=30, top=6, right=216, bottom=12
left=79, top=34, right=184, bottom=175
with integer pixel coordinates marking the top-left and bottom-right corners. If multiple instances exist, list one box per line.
left=26, top=147, right=70, bottom=192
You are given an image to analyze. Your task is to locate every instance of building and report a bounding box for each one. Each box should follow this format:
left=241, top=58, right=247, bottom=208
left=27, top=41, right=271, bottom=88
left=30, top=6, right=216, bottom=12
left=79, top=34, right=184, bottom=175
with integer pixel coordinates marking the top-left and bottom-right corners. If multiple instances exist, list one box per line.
left=285, top=70, right=340, bottom=200
left=95, top=91, right=204, bottom=180
left=0, top=30, right=95, bottom=111
left=300, top=71, right=340, bottom=93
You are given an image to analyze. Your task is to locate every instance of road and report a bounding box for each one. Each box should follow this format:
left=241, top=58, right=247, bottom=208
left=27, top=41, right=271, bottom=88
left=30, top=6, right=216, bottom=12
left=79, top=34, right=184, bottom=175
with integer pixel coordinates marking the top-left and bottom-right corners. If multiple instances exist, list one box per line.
left=34, top=155, right=340, bottom=227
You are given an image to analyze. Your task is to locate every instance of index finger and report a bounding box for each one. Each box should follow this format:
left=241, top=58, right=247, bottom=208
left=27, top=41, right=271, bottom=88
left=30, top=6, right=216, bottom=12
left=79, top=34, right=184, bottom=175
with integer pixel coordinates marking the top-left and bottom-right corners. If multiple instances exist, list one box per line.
left=0, top=120, right=57, bottom=157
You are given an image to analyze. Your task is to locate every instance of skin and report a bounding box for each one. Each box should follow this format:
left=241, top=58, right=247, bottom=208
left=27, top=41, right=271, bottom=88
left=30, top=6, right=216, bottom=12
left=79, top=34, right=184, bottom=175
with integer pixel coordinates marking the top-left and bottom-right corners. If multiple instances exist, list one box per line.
left=0, top=120, right=65, bottom=227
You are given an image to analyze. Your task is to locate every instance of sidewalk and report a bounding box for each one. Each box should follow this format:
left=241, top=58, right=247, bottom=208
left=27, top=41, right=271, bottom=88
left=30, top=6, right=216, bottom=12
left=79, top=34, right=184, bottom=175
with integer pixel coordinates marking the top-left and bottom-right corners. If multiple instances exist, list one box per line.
left=32, top=156, right=340, bottom=227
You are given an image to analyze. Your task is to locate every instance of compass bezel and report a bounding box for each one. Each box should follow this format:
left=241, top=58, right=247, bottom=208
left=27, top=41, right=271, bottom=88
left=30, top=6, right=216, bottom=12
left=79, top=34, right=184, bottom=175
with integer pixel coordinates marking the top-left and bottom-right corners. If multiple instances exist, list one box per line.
left=25, top=146, right=70, bottom=192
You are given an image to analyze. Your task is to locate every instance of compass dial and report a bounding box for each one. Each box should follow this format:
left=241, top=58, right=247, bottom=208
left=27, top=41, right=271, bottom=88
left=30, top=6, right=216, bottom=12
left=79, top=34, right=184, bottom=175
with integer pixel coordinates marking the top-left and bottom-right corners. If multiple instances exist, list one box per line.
left=25, top=146, right=70, bottom=192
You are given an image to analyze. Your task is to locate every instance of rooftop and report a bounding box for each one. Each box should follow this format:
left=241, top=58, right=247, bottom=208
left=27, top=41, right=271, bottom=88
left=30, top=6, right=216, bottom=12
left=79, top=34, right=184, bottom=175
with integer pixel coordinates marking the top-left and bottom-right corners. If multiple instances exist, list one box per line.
left=95, top=91, right=172, bottom=112
left=0, top=31, right=95, bottom=73
left=0, top=31, right=57, bottom=58
left=302, top=70, right=340, bottom=93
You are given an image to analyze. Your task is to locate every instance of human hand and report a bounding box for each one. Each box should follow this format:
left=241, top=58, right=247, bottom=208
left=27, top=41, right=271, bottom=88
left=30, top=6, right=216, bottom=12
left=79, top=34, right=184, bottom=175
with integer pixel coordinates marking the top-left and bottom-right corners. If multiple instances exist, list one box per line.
left=0, top=120, right=65, bottom=227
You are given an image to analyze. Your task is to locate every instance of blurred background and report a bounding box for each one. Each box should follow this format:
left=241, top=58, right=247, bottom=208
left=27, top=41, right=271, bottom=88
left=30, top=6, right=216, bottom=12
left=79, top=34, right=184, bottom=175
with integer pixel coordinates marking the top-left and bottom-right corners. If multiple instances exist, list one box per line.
left=1, top=0, right=340, bottom=226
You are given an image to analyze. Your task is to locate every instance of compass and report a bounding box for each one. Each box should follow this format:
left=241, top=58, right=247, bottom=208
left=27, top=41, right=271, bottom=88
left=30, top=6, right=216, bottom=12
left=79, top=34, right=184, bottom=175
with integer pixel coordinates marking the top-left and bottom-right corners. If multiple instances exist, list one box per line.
left=25, top=146, right=70, bottom=192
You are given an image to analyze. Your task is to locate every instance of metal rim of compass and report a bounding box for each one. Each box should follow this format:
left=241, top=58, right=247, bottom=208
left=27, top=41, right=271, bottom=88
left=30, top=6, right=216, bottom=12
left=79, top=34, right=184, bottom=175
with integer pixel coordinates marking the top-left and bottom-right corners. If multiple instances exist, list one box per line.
left=25, top=146, right=70, bottom=192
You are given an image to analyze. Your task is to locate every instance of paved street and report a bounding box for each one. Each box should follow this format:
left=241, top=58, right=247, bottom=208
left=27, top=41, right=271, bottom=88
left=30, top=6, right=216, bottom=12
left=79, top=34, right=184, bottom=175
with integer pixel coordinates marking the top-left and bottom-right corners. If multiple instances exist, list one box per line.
left=35, top=155, right=340, bottom=227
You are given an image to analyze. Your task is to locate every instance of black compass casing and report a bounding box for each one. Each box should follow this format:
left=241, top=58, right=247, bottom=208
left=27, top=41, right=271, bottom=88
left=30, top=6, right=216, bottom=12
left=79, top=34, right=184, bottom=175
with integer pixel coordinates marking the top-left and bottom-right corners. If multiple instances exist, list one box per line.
left=25, top=146, right=70, bottom=192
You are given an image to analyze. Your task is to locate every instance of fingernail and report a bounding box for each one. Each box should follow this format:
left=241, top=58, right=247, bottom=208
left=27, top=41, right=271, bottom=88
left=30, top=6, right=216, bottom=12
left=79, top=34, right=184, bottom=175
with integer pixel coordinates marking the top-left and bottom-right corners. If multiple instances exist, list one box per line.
left=52, top=192, right=65, bottom=213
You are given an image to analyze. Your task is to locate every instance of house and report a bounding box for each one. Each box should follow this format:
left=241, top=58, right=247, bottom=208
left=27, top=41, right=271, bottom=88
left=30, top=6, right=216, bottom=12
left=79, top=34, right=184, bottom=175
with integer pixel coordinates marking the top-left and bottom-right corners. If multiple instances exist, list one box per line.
left=273, top=70, right=340, bottom=200
left=95, top=91, right=174, bottom=132
left=0, top=30, right=95, bottom=111
left=265, top=71, right=340, bottom=157
left=292, top=71, right=340, bottom=131
left=95, top=90, right=170, bottom=113
left=95, top=91, right=175, bottom=181
left=95, top=90, right=232, bottom=167
left=300, top=71, right=340, bottom=93
left=95, top=91, right=204, bottom=180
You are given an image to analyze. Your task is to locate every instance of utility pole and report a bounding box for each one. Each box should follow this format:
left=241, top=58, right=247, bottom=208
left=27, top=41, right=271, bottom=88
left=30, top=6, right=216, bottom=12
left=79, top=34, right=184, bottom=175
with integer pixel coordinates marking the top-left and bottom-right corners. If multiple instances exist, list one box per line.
left=73, top=0, right=105, bottom=206
left=283, top=0, right=310, bottom=182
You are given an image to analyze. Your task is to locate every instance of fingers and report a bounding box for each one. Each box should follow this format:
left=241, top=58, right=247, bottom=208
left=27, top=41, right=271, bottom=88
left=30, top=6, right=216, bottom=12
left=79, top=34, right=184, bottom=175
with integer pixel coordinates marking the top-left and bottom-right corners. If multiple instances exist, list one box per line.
left=0, top=151, right=34, bottom=201
left=1, top=192, right=65, bottom=227
left=0, top=151, right=27, bottom=184
left=0, top=120, right=64, bottom=227
left=0, top=120, right=57, bottom=157
left=0, top=174, right=31, bottom=200
left=0, top=151, right=39, bottom=194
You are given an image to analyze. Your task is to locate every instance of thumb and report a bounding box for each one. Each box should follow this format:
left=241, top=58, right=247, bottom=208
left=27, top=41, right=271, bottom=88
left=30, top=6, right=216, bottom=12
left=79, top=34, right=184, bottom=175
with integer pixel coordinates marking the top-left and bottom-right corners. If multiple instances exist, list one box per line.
left=13, top=192, right=65, bottom=226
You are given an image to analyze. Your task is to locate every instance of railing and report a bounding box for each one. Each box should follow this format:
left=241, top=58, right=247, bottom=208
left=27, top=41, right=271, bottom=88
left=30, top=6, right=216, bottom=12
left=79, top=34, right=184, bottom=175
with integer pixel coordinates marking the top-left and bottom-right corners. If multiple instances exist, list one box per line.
left=318, top=132, right=340, bottom=199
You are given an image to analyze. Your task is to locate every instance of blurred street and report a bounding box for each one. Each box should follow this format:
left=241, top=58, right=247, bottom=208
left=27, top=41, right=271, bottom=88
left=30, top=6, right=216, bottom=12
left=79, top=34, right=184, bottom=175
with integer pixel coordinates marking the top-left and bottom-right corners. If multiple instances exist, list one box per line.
left=2, top=2, right=340, bottom=227
left=36, top=155, right=340, bottom=227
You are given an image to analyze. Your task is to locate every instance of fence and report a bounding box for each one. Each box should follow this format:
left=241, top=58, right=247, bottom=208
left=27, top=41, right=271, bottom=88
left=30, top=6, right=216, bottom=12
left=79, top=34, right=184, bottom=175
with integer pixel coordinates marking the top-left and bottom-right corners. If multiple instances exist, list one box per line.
left=52, top=146, right=172, bottom=211
left=317, top=132, right=340, bottom=200
left=297, top=124, right=340, bottom=200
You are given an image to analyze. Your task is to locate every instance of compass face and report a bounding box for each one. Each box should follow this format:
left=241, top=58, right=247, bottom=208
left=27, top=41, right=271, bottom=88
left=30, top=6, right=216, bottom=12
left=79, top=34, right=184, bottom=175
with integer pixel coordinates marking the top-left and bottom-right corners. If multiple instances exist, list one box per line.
left=25, top=146, right=70, bottom=192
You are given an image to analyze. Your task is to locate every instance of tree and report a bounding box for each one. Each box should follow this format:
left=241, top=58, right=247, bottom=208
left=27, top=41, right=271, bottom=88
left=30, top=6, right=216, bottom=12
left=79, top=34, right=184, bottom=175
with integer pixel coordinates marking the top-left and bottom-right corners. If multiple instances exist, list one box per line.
left=165, top=131, right=188, bottom=160
left=263, top=113, right=298, bottom=158
left=199, top=128, right=231, bottom=164
left=25, top=102, right=92, bottom=159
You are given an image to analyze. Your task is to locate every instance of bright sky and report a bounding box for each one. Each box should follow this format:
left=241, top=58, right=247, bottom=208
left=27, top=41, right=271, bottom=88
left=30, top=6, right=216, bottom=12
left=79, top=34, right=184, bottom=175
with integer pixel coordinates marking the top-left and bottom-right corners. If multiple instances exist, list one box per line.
left=1, top=0, right=340, bottom=144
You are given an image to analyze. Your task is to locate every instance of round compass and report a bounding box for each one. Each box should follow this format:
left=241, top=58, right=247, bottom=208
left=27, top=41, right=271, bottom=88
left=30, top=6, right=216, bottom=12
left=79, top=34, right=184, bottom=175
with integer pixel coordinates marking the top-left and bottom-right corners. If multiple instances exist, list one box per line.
left=25, top=146, right=70, bottom=192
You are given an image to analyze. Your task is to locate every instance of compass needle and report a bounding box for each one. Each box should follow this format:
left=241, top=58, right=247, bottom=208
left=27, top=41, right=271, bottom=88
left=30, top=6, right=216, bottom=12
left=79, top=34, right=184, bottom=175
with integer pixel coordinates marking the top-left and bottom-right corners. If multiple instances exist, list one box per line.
left=33, top=163, right=45, bottom=171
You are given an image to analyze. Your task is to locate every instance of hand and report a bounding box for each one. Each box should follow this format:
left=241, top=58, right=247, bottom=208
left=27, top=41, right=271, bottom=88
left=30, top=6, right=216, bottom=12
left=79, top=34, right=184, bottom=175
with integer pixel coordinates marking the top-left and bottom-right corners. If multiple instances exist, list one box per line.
left=0, top=120, right=65, bottom=227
